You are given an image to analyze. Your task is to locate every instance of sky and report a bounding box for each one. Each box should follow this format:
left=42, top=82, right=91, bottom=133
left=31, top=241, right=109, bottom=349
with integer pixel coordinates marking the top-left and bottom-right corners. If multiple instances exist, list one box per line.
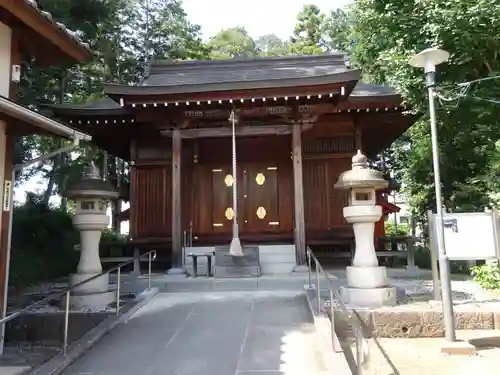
left=182, top=0, right=353, bottom=40
left=14, top=0, right=353, bottom=232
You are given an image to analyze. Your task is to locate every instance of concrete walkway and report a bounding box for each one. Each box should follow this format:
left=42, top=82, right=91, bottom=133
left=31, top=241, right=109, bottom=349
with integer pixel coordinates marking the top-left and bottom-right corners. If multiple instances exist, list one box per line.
left=60, top=290, right=327, bottom=375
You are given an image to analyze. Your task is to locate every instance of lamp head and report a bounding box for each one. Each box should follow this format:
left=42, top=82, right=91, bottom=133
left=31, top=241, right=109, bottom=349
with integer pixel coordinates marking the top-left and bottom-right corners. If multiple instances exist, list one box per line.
left=409, top=48, right=449, bottom=73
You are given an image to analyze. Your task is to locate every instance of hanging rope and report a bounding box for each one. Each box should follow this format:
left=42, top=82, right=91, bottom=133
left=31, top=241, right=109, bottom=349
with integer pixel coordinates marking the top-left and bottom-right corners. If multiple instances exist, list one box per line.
left=231, top=109, right=238, bottom=231
left=229, top=107, right=243, bottom=256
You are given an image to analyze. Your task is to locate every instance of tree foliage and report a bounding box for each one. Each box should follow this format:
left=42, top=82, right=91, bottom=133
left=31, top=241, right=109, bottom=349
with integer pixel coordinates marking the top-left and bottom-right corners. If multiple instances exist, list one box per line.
left=18, top=0, right=209, bottom=209
left=21, top=0, right=500, bottom=230
left=350, top=0, right=500, bottom=222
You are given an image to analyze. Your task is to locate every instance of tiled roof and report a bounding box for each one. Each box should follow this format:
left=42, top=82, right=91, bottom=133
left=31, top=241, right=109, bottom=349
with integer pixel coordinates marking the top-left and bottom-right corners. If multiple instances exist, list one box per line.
left=143, top=54, right=350, bottom=87
left=24, top=0, right=92, bottom=54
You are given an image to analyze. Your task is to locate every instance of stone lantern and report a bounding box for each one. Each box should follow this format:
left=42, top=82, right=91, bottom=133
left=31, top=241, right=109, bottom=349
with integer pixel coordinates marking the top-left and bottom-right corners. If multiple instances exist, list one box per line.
left=335, top=150, right=397, bottom=307
left=65, top=162, right=119, bottom=309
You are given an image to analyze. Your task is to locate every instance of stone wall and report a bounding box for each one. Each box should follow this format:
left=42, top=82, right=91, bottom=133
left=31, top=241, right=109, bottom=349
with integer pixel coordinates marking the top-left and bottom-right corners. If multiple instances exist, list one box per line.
left=5, top=312, right=111, bottom=344
left=334, top=307, right=500, bottom=338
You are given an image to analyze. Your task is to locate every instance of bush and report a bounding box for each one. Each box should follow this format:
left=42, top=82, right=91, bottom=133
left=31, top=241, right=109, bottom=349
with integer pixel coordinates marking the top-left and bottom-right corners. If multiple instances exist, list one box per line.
left=9, top=203, right=79, bottom=290
left=384, top=222, right=411, bottom=236
left=410, top=246, right=470, bottom=274
left=100, top=229, right=128, bottom=257
left=471, top=261, right=500, bottom=290
left=413, top=245, right=431, bottom=269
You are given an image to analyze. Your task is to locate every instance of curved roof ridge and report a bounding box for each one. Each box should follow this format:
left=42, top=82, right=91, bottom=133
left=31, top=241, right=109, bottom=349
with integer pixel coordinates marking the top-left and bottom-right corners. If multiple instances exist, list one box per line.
left=25, top=0, right=92, bottom=55
left=150, top=53, right=347, bottom=75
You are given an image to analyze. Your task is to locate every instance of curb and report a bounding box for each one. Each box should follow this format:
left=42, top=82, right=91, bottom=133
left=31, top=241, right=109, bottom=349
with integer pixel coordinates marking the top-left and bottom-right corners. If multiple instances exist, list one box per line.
left=29, top=287, right=160, bottom=375
left=304, top=286, right=353, bottom=375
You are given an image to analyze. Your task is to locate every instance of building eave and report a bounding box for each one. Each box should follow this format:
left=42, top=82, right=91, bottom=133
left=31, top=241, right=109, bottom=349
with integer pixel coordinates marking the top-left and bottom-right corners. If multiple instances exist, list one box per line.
left=0, top=95, right=91, bottom=140
left=104, top=70, right=362, bottom=97
left=1, top=0, right=93, bottom=62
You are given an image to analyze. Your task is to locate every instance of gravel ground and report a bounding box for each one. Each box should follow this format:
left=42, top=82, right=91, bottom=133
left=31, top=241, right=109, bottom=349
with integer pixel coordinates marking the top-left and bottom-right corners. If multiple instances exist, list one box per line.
left=352, top=330, right=500, bottom=375
left=0, top=343, right=60, bottom=369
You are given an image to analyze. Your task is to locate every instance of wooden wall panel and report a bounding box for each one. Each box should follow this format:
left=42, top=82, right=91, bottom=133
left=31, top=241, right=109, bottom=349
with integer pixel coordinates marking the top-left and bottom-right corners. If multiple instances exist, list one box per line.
left=303, top=115, right=355, bottom=140
left=277, top=161, right=293, bottom=233
left=130, top=165, right=171, bottom=238
left=197, top=135, right=291, bottom=164
left=191, top=164, right=213, bottom=234
left=327, top=158, right=351, bottom=226
left=303, top=161, right=330, bottom=231
left=303, top=158, right=350, bottom=232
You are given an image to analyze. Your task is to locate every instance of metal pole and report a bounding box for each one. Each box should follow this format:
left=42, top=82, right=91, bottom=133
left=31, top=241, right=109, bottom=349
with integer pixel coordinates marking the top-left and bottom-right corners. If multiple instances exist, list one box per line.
left=329, top=289, right=338, bottom=352
left=427, top=210, right=441, bottom=300
left=393, top=191, right=398, bottom=233
left=63, top=291, right=70, bottom=355
left=427, top=86, right=456, bottom=342
left=356, top=334, right=363, bottom=375
left=148, top=252, right=152, bottom=291
left=116, top=268, right=121, bottom=315
left=307, top=248, right=312, bottom=288
left=315, top=261, right=321, bottom=313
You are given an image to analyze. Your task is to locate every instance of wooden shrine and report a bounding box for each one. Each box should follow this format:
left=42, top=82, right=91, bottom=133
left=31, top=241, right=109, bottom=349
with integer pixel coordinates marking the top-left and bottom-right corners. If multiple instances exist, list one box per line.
left=48, top=54, right=418, bottom=268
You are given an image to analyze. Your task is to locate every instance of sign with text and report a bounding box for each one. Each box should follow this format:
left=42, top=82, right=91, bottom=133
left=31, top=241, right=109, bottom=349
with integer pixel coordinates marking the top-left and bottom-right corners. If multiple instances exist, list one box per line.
left=428, top=211, right=500, bottom=260
left=3, top=180, right=12, bottom=212
left=184, top=105, right=317, bottom=118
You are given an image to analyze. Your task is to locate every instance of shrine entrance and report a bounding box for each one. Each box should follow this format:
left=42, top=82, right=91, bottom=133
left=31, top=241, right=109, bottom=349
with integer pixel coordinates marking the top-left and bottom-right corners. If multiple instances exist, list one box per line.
left=210, top=164, right=281, bottom=234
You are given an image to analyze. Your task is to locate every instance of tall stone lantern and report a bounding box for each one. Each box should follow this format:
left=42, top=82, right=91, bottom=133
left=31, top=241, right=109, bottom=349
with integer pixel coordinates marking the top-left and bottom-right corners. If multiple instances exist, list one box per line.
left=335, top=150, right=397, bottom=307
left=65, top=162, right=119, bottom=309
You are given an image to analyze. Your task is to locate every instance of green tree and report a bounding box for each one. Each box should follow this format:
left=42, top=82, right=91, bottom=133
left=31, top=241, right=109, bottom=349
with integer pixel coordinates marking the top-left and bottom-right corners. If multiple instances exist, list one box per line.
left=256, top=34, right=289, bottom=56
left=208, top=27, right=258, bottom=59
left=350, top=0, right=500, bottom=222
left=322, top=8, right=352, bottom=52
left=289, top=4, right=326, bottom=55
left=19, top=0, right=209, bottom=209
left=127, top=0, right=209, bottom=71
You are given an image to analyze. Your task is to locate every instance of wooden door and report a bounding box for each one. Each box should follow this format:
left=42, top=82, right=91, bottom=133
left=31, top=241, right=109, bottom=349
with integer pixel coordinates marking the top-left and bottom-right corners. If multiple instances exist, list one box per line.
left=210, top=167, right=234, bottom=234
left=242, top=164, right=280, bottom=232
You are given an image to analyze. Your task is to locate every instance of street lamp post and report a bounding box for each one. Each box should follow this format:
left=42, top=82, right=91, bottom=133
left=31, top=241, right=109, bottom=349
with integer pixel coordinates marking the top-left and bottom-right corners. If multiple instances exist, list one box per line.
left=409, top=47, right=456, bottom=342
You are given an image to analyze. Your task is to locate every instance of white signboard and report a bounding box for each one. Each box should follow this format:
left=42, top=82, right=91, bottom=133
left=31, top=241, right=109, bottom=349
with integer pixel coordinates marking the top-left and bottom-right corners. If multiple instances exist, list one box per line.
left=429, top=211, right=500, bottom=260
left=2, top=180, right=12, bottom=212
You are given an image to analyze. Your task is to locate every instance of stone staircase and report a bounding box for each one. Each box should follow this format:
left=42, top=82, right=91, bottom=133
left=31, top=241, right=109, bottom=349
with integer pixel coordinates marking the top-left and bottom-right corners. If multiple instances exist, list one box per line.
left=213, top=245, right=261, bottom=278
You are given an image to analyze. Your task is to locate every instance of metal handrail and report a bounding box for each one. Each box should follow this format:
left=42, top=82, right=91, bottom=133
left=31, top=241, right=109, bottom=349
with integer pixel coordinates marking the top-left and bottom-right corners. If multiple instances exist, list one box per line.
left=306, top=247, right=369, bottom=375
left=182, top=221, right=193, bottom=267
left=0, top=249, right=156, bottom=356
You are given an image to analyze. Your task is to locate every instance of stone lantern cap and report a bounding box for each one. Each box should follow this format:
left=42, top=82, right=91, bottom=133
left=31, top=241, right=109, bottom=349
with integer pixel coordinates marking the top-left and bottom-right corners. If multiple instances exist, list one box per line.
left=65, top=162, right=119, bottom=199
left=334, top=150, right=389, bottom=190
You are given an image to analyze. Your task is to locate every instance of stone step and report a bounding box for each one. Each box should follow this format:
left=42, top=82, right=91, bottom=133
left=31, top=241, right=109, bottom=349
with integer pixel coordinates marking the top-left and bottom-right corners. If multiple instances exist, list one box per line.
left=214, top=245, right=261, bottom=278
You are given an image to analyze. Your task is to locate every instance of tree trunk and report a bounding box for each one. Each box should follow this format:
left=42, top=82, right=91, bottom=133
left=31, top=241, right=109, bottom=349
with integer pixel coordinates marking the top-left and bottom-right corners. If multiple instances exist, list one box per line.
left=43, top=174, right=55, bottom=207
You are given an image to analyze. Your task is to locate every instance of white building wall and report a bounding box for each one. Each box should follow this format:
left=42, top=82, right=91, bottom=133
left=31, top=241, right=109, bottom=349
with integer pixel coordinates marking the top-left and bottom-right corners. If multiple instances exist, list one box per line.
left=0, top=22, right=12, bottom=245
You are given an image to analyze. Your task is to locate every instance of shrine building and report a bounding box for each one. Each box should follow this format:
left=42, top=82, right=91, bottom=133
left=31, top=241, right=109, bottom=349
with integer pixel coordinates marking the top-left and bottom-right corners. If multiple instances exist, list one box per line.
left=48, top=54, right=417, bottom=273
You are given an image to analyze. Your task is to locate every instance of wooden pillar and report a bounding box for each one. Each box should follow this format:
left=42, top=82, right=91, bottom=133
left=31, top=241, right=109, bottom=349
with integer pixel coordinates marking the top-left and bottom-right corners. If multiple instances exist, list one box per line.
left=292, top=124, right=306, bottom=266
left=170, top=128, right=183, bottom=271
left=0, top=28, right=19, bottom=351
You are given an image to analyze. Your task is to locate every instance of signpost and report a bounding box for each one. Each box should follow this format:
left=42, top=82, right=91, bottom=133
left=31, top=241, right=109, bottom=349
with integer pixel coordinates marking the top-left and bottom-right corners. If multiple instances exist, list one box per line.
left=428, top=210, right=500, bottom=300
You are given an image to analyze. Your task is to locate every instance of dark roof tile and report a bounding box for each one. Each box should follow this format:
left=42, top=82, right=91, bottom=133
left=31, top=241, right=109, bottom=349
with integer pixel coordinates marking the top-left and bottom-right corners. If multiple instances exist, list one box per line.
left=143, top=54, right=349, bottom=87
left=25, top=0, right=92, bottom=54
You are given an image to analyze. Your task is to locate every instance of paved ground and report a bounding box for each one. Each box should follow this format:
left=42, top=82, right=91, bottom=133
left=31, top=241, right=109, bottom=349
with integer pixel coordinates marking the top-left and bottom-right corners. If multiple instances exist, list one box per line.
left=59, top=290, right=327, bottom=375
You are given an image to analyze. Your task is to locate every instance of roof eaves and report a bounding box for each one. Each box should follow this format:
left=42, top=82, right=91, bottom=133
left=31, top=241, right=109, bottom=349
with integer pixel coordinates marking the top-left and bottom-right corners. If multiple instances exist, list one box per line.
left=104, top=70, right=362, bottom=96
left=24, top=0, right=93, bottom=57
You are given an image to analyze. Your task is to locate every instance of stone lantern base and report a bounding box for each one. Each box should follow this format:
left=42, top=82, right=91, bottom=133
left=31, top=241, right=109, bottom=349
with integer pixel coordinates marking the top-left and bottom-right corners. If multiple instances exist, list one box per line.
left=68, top=272, right=116, bottom=310
left=340, top=265, right=396, bottom=308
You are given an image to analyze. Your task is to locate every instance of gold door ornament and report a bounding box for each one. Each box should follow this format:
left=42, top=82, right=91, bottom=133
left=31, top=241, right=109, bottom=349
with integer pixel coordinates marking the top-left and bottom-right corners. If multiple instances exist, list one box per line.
left=256, top=206, right=267, bottom=219
left=225, top=207, right=234, bottom=220
left=255, top=172, right=266, bottom=185
left=224, top=174, right=234, bottom=187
